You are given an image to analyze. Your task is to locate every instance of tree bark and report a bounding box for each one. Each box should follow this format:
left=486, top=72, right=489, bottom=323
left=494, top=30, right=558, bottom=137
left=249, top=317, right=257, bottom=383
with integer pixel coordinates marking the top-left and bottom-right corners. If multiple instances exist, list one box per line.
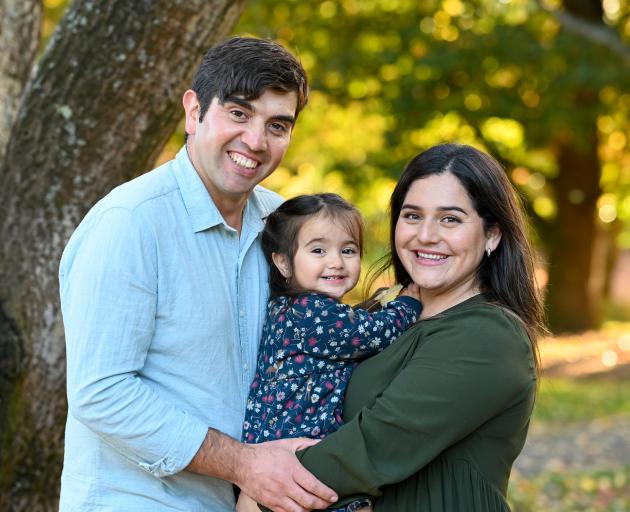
left=546, top=125, right=602, bottom=332
left=0, top=1, right=244, bottom=509
left=0, top=0, right=42, bottom=162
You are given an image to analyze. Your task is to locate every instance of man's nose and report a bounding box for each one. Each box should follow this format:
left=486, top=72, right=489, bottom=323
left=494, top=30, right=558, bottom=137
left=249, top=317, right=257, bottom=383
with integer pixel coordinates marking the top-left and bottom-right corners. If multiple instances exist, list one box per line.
left=241, top=122, right=268, bottom=152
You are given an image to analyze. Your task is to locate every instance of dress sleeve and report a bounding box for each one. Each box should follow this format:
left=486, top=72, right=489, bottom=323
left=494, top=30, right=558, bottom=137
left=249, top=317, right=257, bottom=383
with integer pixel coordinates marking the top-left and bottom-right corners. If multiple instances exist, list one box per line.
left=296, top=310, right=534, bottom=497
left=292, top=295, right=421, bottom=361
left=60, top=207, right=208, bottom=478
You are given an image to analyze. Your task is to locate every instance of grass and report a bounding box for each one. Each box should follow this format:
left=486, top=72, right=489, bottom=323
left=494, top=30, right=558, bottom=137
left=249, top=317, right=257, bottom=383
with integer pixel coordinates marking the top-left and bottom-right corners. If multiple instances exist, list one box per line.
left=509, top=466, right=630, bottom=511
left=533, top=378, right=630, bottom=424
left=507, top=377, right=630, bottom=510
left=505, top=323, right=630, bottom=511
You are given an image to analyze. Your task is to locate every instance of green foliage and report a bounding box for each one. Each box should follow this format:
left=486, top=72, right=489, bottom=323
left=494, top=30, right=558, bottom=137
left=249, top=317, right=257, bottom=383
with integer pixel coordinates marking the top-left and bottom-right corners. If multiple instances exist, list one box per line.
left=237, top=0, right=630, bottom=247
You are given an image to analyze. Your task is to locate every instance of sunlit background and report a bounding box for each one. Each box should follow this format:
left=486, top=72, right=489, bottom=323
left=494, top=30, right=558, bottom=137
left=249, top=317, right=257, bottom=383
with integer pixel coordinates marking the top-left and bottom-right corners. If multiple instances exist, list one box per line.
left=41, top=1, right=630, bottom=510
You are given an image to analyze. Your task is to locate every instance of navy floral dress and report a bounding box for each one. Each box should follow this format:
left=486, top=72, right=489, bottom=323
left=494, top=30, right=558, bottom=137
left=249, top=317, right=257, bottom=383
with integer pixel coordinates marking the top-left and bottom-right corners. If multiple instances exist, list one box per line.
left=242, top=292, right=421, bottom=443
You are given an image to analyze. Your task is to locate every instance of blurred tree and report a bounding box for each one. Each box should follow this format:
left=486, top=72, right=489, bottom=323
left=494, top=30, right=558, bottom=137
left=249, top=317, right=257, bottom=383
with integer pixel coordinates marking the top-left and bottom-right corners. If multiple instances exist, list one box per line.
left=238, top=0, right=630, bottom=332
left=2, top=0, right=629, bottom=508
left=0, top=0, right=244, bottom=509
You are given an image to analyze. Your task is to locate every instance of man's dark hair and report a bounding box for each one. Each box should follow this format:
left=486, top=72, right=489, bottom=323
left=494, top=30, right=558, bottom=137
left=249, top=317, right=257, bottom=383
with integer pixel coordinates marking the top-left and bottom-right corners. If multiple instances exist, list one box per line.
left=191, top=36, right=308, bottom=122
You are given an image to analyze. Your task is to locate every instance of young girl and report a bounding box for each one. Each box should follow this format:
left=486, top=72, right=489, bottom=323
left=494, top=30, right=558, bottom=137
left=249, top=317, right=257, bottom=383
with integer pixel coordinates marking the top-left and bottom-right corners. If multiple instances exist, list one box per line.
left=238, top=194, right=421, bottom=511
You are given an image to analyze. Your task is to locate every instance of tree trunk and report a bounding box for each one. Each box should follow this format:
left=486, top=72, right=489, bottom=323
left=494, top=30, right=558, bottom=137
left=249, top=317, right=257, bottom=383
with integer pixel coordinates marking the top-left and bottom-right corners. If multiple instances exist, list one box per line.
left=0, top=0, right=42, bottom=163
left=0, top=1, right=244, bottom=509
left=546, top=126, right=602, bottom=332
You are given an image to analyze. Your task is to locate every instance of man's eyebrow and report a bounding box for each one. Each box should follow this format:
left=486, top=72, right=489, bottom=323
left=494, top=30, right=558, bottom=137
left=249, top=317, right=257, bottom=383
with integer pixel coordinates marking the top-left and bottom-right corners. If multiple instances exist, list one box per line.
left=222, top=95, right=253, bottom=111
left=222, top=95, right=296, bottom=126
left=401, top=203, right=469, bottom=215
left=272, top=114, right=296, bottom=126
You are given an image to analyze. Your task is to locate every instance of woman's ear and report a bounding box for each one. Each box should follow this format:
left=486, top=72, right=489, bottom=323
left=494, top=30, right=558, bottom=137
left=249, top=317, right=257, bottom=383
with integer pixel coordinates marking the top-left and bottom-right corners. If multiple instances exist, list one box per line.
left=486, top=225, right=502, bottom=253
left=271, top=253, right=291, bottom=278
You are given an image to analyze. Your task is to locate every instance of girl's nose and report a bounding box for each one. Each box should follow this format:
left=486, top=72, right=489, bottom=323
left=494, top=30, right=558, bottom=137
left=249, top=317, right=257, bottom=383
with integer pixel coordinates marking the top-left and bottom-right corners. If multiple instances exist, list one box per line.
left=326, top=252, right=344, bottom=268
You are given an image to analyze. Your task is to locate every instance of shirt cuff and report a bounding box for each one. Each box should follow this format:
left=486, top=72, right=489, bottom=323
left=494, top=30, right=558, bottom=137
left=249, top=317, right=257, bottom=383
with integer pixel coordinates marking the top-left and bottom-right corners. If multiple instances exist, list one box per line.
left=138, top=413, right=209, bottom=478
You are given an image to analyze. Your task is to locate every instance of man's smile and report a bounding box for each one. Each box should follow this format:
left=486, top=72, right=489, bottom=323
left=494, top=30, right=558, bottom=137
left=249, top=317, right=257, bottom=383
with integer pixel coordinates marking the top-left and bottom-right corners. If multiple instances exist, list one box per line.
left=228, top=151, right=259, bottom=169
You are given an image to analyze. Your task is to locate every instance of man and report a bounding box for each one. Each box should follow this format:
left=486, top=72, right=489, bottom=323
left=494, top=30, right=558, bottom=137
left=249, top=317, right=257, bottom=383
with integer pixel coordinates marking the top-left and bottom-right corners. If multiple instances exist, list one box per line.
left=59, top=37, right=337, bottom=512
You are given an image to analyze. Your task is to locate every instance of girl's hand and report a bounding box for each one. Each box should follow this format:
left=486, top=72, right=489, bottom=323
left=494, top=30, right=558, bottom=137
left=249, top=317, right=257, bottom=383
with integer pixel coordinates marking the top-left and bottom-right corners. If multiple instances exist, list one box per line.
left=400, top=283, right=421, bottom=302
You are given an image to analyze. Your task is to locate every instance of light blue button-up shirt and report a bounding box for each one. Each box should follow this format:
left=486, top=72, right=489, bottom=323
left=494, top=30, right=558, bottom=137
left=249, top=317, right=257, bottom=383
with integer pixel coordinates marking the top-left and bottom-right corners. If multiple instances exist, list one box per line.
left=59, top=146, right=282, bottom=511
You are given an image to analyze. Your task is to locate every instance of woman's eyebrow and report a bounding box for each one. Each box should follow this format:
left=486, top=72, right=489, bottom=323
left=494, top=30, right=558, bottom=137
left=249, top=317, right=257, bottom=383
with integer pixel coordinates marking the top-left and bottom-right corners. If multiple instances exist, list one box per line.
left=437, top=206, right=468, bottom=215
left=401, top=203, right=469, bottom=215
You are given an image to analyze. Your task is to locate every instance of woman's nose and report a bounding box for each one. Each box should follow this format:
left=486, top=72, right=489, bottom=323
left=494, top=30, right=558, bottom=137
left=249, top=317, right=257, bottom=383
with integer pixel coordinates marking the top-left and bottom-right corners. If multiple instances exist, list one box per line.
left=416, top=220, right=439, bottom=243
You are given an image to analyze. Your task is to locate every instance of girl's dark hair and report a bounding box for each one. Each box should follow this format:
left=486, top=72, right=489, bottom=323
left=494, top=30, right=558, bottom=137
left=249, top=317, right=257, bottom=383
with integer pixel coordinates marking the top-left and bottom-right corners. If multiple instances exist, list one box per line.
left=263, top=193, right=363, bottom=297
left=370, top=143, right=546, bottom=368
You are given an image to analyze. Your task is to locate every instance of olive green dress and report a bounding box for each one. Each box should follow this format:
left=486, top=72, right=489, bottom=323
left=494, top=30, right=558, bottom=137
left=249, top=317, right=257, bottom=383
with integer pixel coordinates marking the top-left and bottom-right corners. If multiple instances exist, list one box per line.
left=297, top=295, right=537, bottom=511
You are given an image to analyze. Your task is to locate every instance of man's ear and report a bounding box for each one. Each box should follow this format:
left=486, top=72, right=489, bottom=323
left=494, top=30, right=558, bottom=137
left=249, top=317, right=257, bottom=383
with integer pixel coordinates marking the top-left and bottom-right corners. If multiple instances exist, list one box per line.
left=182, top=89, right=200, bottom=137
left=271, top=253, right=291, bottom=278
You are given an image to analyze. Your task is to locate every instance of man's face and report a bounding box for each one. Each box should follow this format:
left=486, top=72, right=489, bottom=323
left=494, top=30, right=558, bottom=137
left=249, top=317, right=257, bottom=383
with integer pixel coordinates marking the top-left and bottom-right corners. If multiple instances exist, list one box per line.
left=183, top=89, right=298, bottom=207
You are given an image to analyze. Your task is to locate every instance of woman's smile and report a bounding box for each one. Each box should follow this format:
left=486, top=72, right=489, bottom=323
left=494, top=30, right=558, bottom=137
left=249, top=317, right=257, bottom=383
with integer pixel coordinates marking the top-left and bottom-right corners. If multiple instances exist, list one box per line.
left=395, top=172, right=501, bottom=316
left=411, top=249, right=450, bottom=265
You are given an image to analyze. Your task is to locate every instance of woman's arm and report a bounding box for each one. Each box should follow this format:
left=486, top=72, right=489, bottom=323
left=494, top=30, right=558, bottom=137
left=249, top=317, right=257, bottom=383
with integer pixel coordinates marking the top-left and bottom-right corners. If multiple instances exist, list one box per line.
left=297, top=308, right=535, bottom=498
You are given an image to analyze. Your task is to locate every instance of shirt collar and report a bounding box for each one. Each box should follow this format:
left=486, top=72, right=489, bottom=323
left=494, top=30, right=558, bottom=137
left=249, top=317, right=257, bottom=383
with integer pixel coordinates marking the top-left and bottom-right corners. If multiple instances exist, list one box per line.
left=172, top=146, right=267, bottom=234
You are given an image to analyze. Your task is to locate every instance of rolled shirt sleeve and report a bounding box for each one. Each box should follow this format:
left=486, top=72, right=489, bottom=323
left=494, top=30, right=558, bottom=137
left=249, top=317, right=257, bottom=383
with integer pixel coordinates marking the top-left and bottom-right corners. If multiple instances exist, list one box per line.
left=60, top=206, right=208, bottom=477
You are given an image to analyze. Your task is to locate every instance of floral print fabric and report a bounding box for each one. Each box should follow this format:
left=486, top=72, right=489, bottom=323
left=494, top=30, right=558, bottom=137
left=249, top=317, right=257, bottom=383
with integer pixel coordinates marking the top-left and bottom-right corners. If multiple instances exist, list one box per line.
left=242, top=292, right=420, bottom=443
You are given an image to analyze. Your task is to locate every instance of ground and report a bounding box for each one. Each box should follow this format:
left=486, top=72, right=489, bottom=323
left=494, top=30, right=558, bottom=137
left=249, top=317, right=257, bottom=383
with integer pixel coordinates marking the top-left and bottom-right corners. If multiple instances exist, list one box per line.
left=508, top=323, right=630, bottom=511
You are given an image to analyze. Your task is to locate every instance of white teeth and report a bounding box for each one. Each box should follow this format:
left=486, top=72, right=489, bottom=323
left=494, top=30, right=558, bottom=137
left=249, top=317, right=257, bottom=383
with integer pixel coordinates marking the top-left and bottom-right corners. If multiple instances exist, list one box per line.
left=229, top=152, right=258, bottom=169
left=415, top=251, right=447, bottom=260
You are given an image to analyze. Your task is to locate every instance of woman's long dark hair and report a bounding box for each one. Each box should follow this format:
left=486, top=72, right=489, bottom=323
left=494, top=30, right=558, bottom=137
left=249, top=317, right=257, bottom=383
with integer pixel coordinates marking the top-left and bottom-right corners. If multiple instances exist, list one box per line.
left=263, top=193, right=364, bottom=297
left=369, top=144, right=546, bottom=369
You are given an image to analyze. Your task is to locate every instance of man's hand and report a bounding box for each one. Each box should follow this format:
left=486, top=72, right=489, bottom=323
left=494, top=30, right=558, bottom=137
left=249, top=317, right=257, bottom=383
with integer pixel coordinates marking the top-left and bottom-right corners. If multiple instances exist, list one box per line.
left=236, top=492, right=263, bottom=512
left=186, top=430, right=337, bottom=512
left=235, top=437, right=337, bottom=512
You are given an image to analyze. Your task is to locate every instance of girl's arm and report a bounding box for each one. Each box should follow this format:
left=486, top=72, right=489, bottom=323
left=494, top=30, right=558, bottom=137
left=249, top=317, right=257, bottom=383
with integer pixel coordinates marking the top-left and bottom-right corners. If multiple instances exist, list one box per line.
left=295, top=309, right=535, bottom=499
left=291, top=293, right=421, bottom=360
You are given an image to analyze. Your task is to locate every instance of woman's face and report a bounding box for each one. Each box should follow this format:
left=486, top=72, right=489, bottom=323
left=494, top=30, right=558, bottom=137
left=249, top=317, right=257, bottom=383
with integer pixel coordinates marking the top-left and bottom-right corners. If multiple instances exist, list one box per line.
left=394, top=172, right=501, bottom=312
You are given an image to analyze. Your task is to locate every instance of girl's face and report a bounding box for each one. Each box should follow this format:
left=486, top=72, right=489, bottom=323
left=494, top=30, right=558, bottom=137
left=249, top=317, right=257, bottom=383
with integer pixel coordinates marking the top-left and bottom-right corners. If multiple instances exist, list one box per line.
left=274, top=213, right=361, bottom=299
left=394, top=172, right=501, bottom=315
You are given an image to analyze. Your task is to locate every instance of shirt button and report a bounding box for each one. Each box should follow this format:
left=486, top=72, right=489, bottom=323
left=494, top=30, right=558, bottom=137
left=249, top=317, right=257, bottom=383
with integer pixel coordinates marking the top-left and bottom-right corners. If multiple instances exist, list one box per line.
left=239, top=310, right=245, bottom=318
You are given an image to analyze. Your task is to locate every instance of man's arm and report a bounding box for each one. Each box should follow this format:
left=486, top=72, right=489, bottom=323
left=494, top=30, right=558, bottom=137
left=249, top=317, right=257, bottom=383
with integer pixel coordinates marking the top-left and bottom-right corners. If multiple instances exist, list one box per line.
left=187, top=429, right=337, bottom=512
left=61, top=206, right=336, bottom=509
left=61, top=206, right=209, bottom=477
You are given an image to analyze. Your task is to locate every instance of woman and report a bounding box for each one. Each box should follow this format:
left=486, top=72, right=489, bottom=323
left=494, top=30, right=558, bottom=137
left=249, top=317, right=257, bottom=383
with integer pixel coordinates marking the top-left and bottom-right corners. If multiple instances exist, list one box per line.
left=296, top=143, right=545, bottom=511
